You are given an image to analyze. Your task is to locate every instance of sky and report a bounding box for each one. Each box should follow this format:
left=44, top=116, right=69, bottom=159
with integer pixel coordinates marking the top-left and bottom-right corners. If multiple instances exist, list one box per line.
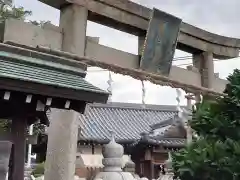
left=13, top=0, right=240, bottom=105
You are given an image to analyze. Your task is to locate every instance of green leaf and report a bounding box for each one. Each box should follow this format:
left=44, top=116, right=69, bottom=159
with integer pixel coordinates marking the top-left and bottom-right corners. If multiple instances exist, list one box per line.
left=172, top=69, right=240, bottom=180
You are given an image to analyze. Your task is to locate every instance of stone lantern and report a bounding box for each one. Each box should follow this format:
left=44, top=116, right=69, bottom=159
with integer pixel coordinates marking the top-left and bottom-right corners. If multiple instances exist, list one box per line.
left=93, top=132, right=137, bottom=180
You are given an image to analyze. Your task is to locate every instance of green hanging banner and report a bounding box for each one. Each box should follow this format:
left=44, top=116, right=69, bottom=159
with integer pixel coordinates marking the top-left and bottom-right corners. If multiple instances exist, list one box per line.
left=140, top=8, right=182, bottom=76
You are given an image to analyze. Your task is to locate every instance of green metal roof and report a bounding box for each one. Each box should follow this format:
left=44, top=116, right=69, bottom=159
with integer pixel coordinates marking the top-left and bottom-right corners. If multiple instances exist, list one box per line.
left=0, top=51, right=108, bottom=96
left=0, top=50, right=86, bottom=76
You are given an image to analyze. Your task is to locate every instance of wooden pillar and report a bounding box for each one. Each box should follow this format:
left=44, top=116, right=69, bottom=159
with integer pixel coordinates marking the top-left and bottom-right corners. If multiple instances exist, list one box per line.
left=150, top=159, right=154, bottom=180
left=143, top=161, right=151, bottom=179
left=132, top=157, right=141, bottom=176
left=10, top=118, right=27, bottom=180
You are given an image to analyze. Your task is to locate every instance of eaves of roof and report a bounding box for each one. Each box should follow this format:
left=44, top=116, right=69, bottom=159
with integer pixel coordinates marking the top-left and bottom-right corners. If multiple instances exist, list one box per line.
left=0, top=50, right=109, bottom=103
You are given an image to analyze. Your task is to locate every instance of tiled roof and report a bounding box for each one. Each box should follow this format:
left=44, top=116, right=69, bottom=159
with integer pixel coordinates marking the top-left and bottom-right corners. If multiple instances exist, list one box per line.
left=0, top=51, right=107, bottom=94
left=0, top=51, right=108, bottom=103
left=149, top=115, right=186, bottom=138
left=78, top=103, right=178, bottom=143
left=141, top=115, right=186, bottom=147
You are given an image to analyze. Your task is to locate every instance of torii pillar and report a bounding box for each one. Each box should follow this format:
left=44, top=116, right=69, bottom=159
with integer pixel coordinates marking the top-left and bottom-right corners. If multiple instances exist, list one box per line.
left=44, top=4, right=88, bottom=180
left=193, top=51, right=215, bottom=101
left=193, top=52, right=214, bottom=90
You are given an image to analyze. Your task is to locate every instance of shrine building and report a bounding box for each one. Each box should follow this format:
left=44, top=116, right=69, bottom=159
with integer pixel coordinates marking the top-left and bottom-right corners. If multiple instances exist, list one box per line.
left=76, top=102, right=187, bottom=180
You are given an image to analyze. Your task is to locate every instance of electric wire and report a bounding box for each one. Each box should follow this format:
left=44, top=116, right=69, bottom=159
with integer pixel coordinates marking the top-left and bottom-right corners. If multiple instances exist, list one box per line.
left=87, top=55, right=240, bottom=72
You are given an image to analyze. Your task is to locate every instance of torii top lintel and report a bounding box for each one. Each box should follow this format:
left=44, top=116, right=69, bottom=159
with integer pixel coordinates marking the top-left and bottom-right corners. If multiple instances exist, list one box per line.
left=39, top=0, right=240, bottom=59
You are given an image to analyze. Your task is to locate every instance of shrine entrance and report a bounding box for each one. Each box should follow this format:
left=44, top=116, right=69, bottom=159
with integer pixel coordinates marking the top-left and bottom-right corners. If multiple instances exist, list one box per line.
left=0, top=43, right=108, bottom=180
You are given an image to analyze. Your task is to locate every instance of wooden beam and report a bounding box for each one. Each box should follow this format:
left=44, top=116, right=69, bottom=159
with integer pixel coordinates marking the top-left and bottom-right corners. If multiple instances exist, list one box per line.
left=0, top=77, right=108, bottom=105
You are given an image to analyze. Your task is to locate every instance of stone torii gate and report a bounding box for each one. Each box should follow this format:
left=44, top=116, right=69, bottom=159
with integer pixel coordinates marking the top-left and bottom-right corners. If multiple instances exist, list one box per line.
left=33, top=0, right=240, bottom=98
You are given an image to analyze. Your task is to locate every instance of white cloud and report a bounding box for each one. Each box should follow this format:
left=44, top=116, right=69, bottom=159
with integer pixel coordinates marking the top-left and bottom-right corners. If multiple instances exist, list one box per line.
left=14, top=0, right=240, bottom=105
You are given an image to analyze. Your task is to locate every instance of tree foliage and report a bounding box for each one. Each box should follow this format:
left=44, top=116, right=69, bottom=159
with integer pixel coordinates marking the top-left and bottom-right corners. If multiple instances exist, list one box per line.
left=0, top=3, right=32, bottom=22
left=0, top=2, right=49, bottom=26
left=172, top=69, right=240, bottom=180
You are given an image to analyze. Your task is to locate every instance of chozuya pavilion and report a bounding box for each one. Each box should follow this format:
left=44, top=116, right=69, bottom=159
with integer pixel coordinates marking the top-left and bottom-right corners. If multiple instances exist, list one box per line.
left=0, top=42, right=108, bottom=180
